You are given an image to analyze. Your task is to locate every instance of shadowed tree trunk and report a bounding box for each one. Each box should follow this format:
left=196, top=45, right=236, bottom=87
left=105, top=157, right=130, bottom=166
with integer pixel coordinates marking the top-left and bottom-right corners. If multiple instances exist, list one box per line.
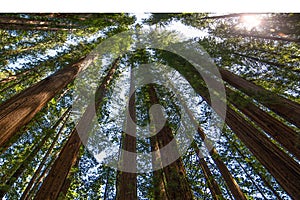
left=34, top=58, right=120, bottom=200
left=165, top=77, right=246, bottom=200
left=226, top=87, right=300, bottom=160
left=147, top=84, right=194, bottom=200
left=224, top=107, right=300, bottom=199
left=219, top=68, right=300, bottom=128
left=232, top=32, right=300, bottom=43
left=0, top=55, right=95, bottom=149
left=197, top=127, right=247, bottom=200
left=0, top=15, right=77, bottom=28
left=116, top=67, right=137, bottom=200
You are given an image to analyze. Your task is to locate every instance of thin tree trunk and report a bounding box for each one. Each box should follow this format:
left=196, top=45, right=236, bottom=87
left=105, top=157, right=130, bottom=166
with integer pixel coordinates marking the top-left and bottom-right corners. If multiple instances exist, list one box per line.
left=25, top=149, right=62, bottom=200
left=0, top=107, right=71, bottom=199
left=197, top=127, right=247, bottom=200
left=192, top=143, right=224, bottom=200
left=103, top=168, right=112, bottom=200
left=20, top=109, right=71, bottom=200
left=0, top=23, right=77, bottom=31
left=150, top=135, right=168, bottom=200
left=0, top=55, right=95, bottom=149
left=224, top=133, right=284, bottom=200
left=234, top=157, right=268, bottom=200
left=147, top=84, right=193, bottom=200
left=219, top=68, right=300, bottom=128
left=232, top=52, right=299, bottom=73
left=199, top=13, right=265, bottom=20
left=116, top=67, right=137, bottom=200
left=0, top=68, right=32, bottom=85
left=34, top=58, right=120, bottom=200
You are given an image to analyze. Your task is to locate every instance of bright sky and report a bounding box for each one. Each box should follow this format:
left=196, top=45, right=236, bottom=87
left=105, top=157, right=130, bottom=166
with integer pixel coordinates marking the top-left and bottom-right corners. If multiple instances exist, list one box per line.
left=134, top=13, right=208, bottom=39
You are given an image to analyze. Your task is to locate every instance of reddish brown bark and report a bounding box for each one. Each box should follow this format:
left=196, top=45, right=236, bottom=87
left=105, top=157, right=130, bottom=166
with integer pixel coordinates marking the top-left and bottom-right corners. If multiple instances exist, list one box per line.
left=0, top=56, right=93, bottom=149
left=220, top=68, right=300, bottom=128
left=197, top=128, right=247, bottom=200
left=226, top=88, right=300, bottom=160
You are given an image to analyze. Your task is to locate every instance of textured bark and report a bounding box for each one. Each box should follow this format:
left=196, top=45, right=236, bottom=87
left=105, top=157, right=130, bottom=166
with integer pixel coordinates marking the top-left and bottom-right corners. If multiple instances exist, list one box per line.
left=116, top=68, right=137, bottom=200
left=34, top=58, right=119, bottom=200
left=226, top=88, right=300, bottom=160
left=165, top=79, right=224, bottom=200
left=225, top=107, right=300, bottom=199
left=147, top=84, right=193, bottom=200
left=220, top=68, right=300, bottom=128
left=0, top=56, right=94, bottom=149
left=59, top=156, right=80, bottom=198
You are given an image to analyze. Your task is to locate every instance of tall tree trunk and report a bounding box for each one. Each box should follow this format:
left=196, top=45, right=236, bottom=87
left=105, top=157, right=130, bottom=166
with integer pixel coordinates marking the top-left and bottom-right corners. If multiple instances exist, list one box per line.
left=34, top=58, right=120, bottom=200
left=147, top=84, right=194, bottom=200
left=165, top=78, right=245, bottom=200
left=197, top=127, right=247, bottom=200
left=162, top=56, right=300, bottom=199
left=226, top=88, right=300, bottom=160
left=0, top=108, right=70, bottom=199
left=220, top=68, right=300, bottom=128
left=25, top=150, right=61, bottom=200
left=223, top=133, right=284, bottom=200
left=0, top=55, right=94, bottom=149
left=116, top=67, right=137, bottom=200
left=224, top=107, right=300, bottom=199
left=20, top=110, right=71, bottom=200
left=232, top=52, right=299, bottom=73
left=0, top=23, right=76, bottom=31
left=150, top=135, right=168, bottom=200
left=233, top=155, right=269, bottom=200
left=59, top=156, right=80, bottom=198
left=192, top=143, right=224, bottom=200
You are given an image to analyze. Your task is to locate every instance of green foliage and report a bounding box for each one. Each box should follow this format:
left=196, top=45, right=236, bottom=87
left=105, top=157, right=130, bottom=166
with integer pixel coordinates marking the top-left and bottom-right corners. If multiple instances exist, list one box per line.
left=0, top=13, right=299, bottom=200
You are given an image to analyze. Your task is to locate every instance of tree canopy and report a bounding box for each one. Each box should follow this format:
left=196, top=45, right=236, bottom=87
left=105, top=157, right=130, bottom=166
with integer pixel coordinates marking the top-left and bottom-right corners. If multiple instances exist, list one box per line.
left=0, top=13, right=299, bottom=200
